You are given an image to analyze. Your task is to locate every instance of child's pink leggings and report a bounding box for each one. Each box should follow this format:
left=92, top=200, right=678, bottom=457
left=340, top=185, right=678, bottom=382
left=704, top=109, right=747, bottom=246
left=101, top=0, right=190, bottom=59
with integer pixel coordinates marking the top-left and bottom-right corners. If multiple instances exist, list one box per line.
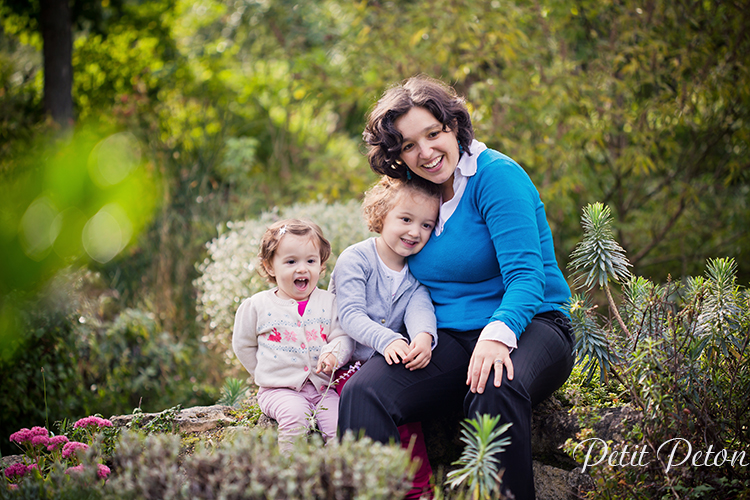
left=336, top=367, right=433, bottom=499
left=257, top=381, right=339, bottom=453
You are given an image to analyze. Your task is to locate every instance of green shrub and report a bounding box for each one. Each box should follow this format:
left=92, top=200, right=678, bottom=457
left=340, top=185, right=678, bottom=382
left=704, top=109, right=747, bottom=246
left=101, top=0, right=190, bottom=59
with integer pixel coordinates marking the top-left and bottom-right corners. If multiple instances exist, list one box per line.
left=0, top=270, right=217, bottom=456
left=0, top=287, right=91, bottom=456
left=566, top=203, right=750, bottom=498
left=106, top=428, right=412, bottom=499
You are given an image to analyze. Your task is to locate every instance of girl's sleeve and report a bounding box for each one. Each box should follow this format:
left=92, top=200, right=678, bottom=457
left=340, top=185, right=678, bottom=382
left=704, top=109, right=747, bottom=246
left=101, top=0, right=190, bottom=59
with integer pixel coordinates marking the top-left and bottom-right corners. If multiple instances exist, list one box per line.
left=331, top=249, right=405, bottom=355
left=403, top=282, right=438, bottom=347
left=475, top=156, right=545, bottom=337
left=231, top=297, right=260, bottom=376
left=320, top=297, right=354, bottom=367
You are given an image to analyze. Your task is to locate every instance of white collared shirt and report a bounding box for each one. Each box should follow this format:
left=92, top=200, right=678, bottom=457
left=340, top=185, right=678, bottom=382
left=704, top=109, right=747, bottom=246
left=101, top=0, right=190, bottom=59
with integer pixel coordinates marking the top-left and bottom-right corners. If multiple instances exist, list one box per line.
left=435, top=139, right=518, bottom=351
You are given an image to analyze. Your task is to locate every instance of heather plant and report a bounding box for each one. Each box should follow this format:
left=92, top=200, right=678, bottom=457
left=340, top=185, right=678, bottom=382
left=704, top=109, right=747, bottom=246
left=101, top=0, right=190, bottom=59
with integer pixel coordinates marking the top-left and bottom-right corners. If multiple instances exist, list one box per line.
left=565, top=203, right=750, bottom=498
left=194, top=200, right=371, bottom=370
left=106, top=428, right=412, bottom=499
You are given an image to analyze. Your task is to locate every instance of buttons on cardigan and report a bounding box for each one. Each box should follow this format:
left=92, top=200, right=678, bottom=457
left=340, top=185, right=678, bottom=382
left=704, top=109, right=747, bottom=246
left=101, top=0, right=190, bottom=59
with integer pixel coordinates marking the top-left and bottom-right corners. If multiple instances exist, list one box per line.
left=380, top=319, right=386, bottom=324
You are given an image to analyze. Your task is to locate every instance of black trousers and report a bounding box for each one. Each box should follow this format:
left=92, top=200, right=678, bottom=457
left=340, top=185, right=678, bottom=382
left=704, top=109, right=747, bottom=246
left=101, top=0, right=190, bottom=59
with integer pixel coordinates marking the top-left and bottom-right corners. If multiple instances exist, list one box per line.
left=338, top=311, right=575, bottom=500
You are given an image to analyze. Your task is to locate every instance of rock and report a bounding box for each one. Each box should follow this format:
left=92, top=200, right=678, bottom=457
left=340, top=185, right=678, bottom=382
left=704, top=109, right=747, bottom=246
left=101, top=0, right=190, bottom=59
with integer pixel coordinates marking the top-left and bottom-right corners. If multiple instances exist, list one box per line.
left=111, top=405, right=236, bottom=433
left=222, top=425, right=252, bottom=441
left=533, top=461, right=572, bottom=500
left=0, top=455, right=24, bottom=470
left=531, top=398, right=583, bottom=469
left=567, top=467, right=596, bottom=498
left=532, top=462, right=596, bottom=500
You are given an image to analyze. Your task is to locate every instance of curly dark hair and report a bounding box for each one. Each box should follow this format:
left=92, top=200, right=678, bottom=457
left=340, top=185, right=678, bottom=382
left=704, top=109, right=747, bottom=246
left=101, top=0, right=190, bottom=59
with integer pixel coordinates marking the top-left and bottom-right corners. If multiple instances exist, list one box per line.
left=362, top=75, right=474, bottom=179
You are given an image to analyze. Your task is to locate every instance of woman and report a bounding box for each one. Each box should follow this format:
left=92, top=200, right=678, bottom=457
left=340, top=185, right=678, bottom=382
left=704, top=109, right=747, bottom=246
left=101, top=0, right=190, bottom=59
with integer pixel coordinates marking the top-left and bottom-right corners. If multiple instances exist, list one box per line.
left=337, top=75, right=575, bottom=500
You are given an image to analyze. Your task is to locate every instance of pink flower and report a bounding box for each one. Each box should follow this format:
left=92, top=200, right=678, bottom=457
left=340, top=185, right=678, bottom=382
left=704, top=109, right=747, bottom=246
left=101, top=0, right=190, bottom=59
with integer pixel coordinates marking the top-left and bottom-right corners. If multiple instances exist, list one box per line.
left=9, top=428, right=31, bottom=444
left=62, top=441, right=89, bottom=459
left=96, top=464, right=111, bottom=479
left=47, top=435, right=69, bottom=451
left=30, top=435, right=50, bottom=447
left=4, top=463, right=35, bottom=479
left=73, top=416, right=113, bottom=429
left=29, top=427, right=49, bottom=438
left=64, top=464, right=85, bottom=475
left=4, top=463, right=27, bottom=479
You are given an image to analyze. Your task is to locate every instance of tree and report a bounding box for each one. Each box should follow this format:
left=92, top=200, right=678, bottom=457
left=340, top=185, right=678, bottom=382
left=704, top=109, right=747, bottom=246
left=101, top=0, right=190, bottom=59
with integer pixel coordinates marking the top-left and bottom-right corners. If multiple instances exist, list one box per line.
left=39, top=0, right=72, bottom=126
left=1, top=0, right=126, bottom=126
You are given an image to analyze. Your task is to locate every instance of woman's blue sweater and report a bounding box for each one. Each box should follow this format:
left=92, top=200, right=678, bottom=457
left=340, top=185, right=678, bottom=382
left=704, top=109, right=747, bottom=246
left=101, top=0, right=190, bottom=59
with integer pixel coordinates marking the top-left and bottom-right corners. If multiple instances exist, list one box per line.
left=409, top=148, right=571, bottom=338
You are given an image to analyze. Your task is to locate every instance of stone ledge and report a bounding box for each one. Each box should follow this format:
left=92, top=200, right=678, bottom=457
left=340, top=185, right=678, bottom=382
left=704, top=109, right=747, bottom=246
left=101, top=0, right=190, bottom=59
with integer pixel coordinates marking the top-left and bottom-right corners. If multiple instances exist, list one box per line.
left=110, top=405, right=236, bottom=434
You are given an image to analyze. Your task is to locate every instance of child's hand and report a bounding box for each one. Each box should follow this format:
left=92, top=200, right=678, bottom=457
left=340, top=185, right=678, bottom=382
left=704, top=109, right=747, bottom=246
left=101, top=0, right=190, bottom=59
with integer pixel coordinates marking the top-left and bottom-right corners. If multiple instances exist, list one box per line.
left=316, top=353, right=338, bottom=375
left=403, top=332, right=433, bottom=370
left=384, top=339, right=410, bottom=365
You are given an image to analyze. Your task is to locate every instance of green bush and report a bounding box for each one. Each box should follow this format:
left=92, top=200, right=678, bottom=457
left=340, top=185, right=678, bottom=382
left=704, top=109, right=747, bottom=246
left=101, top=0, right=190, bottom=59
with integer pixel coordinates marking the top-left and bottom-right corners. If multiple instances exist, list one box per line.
left=0, top=287, right=90, bottom=457
left=0, top=270, right=217, bottom=456
left=566, top=203, right=750, bottom=498
left=106, top=428, right=412, bottom=499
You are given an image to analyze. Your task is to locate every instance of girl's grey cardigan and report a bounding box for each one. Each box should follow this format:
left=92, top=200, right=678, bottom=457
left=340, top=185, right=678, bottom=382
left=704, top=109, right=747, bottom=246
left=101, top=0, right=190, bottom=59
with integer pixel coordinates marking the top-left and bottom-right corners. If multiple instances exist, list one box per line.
left=329, top=237, right=438, bottom=362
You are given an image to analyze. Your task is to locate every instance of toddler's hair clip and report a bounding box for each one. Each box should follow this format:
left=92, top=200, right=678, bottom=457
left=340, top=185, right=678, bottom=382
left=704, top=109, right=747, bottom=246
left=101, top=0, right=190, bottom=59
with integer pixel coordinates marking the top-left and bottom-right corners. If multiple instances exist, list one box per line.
left=278, top=225, right=287, bottom=235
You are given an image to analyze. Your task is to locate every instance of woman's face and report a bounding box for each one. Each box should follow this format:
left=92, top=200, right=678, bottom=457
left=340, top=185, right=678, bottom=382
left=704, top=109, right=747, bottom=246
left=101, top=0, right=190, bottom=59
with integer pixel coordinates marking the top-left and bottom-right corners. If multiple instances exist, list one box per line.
left=394, top=106, right=460, bottom=194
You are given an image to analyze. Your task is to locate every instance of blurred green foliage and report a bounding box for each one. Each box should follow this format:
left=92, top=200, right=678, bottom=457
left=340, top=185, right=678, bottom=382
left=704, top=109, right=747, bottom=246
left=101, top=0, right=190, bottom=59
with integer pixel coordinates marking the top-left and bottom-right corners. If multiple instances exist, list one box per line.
left=1, top=0, right=748, bottom=462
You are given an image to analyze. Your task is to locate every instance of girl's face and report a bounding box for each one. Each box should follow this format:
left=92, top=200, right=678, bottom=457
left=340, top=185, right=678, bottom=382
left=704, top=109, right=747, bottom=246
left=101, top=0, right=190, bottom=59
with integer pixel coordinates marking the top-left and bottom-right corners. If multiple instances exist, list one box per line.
left=394, top=106, right=460, bottom=197
left=377, top=190, right=439, bottom=270
left=266, top=233, right=322, bottom=301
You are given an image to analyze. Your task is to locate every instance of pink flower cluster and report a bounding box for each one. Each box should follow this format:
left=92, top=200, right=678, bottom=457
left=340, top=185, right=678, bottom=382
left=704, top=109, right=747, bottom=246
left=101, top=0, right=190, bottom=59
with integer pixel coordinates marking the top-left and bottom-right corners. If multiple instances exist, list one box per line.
left=9, top=426, right=49, bottom=445
left=64, top=463, right=110, bottom=479
left=61, top=441, right=89, bottom=459
left=47, top=435, right=69, bottom=452
left=73, top=416, right=113, bottom=429
left=97, top=464, right=111, bottom=479
left=4, top=463, right=38, bottom=479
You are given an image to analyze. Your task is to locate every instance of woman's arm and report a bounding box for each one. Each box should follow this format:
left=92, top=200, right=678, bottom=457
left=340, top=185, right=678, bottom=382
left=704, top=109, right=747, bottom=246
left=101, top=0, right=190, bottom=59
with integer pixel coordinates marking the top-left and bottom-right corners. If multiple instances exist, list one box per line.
left=467, top=152, right=547, bottom=390
left=474, top=152, right=546, bottom=338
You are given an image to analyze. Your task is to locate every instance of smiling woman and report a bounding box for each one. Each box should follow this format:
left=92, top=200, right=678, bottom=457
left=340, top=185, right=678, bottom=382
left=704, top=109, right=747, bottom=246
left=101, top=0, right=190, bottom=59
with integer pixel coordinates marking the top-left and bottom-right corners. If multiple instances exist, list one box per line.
left=339, top=75, right=575, bottom=500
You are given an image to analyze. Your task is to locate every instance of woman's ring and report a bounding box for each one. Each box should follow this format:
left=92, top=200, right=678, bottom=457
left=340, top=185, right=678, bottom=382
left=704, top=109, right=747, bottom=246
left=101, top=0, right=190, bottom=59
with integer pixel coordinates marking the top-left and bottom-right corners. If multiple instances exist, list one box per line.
left=494, top=359, right=504, bottom=364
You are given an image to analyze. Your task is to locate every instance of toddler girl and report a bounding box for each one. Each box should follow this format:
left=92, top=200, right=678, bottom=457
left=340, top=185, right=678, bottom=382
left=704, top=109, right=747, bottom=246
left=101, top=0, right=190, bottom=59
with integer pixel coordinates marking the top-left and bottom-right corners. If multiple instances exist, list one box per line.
left=330, top=177, right=440, bottom=499
left=233, top=219, right=352, bottom=452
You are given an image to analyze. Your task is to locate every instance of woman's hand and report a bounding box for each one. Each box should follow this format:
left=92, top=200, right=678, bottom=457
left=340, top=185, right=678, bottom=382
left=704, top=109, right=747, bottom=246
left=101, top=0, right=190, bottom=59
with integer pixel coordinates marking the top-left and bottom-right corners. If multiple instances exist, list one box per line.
left=384, top=339, right=410, bottom=365
left=402, top=332, right=433, bottom=370
left=316, top=353, right=338, bottom=375
left=467, top=340, right=514, bottom=393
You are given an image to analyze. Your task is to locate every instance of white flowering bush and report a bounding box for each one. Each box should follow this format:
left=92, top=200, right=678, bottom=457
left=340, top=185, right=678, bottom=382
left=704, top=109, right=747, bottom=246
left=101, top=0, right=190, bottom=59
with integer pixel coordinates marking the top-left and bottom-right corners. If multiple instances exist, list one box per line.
left=194, top=200, right=371, bottom=368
